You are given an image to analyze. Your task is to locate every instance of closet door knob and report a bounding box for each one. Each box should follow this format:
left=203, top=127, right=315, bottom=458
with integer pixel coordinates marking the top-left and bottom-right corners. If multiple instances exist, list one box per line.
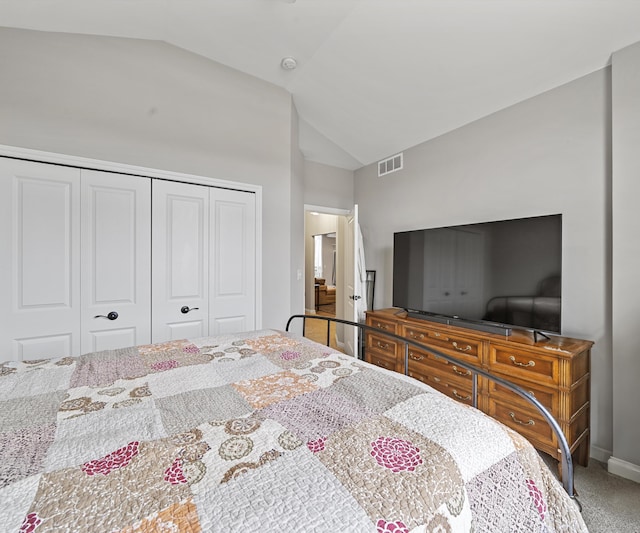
left=94, top=311, right=119, bottom=320
left=181, top=306, right=199, bottom=314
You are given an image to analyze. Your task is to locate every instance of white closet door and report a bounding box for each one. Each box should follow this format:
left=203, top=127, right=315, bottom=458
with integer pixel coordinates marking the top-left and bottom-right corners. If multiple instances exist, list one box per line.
left=152, top=180, right=209, bottom=342
left=81, top=170, right=151, bottom=354
left=0, top=158, right=81, bottom=361
left=209, top=188, right=256, bottom=334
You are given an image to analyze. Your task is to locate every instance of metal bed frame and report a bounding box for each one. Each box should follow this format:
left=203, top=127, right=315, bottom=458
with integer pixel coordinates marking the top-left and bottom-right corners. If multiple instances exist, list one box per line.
left=285, top=314, right=581, bottom=506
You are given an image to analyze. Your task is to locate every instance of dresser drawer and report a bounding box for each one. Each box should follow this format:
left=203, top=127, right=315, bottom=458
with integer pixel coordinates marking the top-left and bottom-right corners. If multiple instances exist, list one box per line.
left=486, top=398, right=556, bottom=452
left=408, top=345, right=475, bottom=383
left=367, top=315, right=398, bottom=334
left=368, top=353, right=396, bottom=372
left=366, top=331, right=398, bottom=358
left=408, top=366, right=475, bottom=406
left=488, top=345, right=559, bottom=387
left=486, top=373, right=558, bottom=413
left=402, top=325, right=481, bottom=364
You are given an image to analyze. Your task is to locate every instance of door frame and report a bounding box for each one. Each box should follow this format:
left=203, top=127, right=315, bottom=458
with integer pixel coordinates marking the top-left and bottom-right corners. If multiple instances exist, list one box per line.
left=0, top=144, right=263, bottom=330
left=304, top=204, right=350, bottom=315
left=304, top=203, right=361, bottom=352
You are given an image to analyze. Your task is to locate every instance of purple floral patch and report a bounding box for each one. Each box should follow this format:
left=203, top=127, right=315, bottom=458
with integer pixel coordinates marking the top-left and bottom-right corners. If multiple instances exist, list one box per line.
left=376, top=519, right=409, bottom=533
left=307, top=437, right=327, bottom=453
left=151, top=360, right=179, bottom=372
left=182, top=344, right=200, bottom=354
left=526, top=478, right=547, bottom=520
left=19, top=512, right=42, bottom=533
left=164, top=457, right=188, bottom=485
left=81, top=441, right=139, bottom=476
left=280, top=350, right=300, bottom=361
left=370, top=436, right=423, bottom=473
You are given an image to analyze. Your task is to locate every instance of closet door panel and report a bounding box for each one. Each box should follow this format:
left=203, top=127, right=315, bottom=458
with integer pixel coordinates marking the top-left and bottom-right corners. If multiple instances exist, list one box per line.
left=81, top=171, right=151, bottom=354
left=209, top=188, right=256, bottom=335
left=0, top=158, right=81, bottom=361
left=152, top=180, right=209, bottom=342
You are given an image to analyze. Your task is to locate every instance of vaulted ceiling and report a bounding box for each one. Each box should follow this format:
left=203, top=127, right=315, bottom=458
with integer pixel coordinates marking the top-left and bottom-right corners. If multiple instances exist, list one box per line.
left=3, top=0, right=640, bottom=170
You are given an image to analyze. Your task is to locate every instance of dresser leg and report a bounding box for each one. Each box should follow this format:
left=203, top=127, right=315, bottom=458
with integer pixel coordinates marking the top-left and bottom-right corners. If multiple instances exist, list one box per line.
left=574, top=438, right=590, bottom=467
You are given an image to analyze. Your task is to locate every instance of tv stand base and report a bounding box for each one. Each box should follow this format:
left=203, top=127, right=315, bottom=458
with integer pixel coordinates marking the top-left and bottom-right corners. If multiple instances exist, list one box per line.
left=406, top=310, right=513, bottom=336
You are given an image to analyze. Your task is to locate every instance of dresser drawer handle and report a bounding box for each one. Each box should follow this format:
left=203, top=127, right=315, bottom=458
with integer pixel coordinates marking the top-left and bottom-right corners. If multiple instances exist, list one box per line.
left=452, top=342, right=472, bottom=352
left=451, top=365, right=471, bottom=376
left=375, top=359, right=390, bottom=368
left=409, top=331, right=426, bottom=340
left=509, top=356, right=535, bottom=368
left=509, top=412, right=535, bottom=426
left=432, top=376, right=441, bottom=382
left=376, top=322, right=389, bottom=330
left=376, top=341, right=390, bottom=350
left=452, top=389, right=471, bottom=401
left=409, top=351, right=424, bottom=361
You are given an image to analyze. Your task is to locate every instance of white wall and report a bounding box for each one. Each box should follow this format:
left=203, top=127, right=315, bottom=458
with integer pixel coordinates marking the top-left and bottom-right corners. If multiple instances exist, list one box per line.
left=290, top=103, right=306, bottom=317
left=304, top=160, right=354, bottom=210
left=302, top=160, right=354, bottom=315
left=355, top=69, right=613, bottom=460
left=610, top=41, right=640, bottom=480
left=0, top=28, right=295, bottom=330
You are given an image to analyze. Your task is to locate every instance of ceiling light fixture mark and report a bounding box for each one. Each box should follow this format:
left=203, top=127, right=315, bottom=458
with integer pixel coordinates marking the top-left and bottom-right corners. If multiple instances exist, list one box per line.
left=281, top=57, right=297, bottom=70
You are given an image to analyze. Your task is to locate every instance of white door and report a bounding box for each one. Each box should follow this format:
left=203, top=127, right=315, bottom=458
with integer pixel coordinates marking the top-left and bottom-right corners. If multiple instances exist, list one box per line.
left=0, top=158, right=81, bottom=361
left=209, top=188, right=256, bottom=334
left=81, top=170, right=151, bottom=353
left=338, top=204, right=361, bottom=357
left=152, top=180, right=210, bottom=342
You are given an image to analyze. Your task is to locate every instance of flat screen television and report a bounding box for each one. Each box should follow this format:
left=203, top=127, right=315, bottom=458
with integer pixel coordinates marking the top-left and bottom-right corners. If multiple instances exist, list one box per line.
left=392, top=214, right=562, bottom=335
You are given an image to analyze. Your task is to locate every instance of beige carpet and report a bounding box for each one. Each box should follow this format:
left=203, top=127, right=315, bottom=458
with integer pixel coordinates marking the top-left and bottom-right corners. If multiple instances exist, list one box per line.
left=574, top=459, right=640, bottom=532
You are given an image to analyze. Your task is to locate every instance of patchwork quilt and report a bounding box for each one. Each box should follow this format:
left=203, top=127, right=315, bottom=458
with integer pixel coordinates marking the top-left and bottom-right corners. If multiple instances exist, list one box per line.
left=0, top=330, right=587, bottom=532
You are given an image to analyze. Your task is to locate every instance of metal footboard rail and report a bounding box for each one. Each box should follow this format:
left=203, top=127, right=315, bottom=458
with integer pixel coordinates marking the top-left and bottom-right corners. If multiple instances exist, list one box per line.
left=285, top=314, right=578, bottom=501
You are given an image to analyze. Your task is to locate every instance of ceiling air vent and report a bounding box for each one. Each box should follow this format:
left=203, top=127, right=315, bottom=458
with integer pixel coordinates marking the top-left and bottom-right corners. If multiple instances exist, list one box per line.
left=378, top=153, right=403, bottom=177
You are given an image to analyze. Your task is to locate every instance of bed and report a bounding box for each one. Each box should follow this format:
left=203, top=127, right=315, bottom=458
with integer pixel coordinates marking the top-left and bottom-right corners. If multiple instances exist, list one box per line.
left=0, top=325, right=587, bottom=532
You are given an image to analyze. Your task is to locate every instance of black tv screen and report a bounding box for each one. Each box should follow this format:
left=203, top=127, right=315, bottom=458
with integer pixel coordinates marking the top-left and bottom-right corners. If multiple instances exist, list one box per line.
left=392, top=214, right=562, bottom=334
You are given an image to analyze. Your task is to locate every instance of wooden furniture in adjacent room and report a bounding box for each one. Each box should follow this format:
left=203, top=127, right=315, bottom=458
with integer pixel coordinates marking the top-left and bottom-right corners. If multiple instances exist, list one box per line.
left=365, top=308, right=592, bottom=467
left=314, top=277, right=336, bottom=305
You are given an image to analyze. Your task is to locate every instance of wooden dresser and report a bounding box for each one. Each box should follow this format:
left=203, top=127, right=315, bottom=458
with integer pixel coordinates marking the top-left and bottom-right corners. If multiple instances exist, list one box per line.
left=365, top=308, right=592, bottom=466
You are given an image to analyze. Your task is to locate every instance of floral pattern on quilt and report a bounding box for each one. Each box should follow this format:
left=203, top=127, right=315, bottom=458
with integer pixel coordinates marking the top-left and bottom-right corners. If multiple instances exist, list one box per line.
left=138, top=340, right=213, bottom=372
left=24, top=439, right=192, bottom=531
left=315, top=414, right=467, bottom=530
left=116, top=499, right=202, bottom=533
left=233, top=371, right=317, bottom=409
left=57, top=377, right=153, bottom=420
left=287, top=351, right=363, bottom=388
left=183, top=414, right=301, bottom=487
left=1, top=355, right=76, bottom=377
left=0, top=329, right=588, bottom=533
left=192, top=339, right=258, bottom=363
left=245, top=333, right=300, bottom=355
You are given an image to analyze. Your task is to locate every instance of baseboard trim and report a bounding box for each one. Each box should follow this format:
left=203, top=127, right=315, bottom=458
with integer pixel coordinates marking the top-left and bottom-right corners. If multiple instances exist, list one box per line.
left=590, top=445, right=612, bottom=464
left=608, top=456, right=640, bottom=483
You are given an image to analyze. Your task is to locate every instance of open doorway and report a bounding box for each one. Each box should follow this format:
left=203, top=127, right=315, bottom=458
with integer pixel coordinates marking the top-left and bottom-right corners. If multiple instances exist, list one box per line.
left=304, top=205, right=365, bottom=356
left=313, top=232, right=336, bottom=317
left=304, top=208, right=347, bottom=351
left=304, top=209, right=344, bottom=315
